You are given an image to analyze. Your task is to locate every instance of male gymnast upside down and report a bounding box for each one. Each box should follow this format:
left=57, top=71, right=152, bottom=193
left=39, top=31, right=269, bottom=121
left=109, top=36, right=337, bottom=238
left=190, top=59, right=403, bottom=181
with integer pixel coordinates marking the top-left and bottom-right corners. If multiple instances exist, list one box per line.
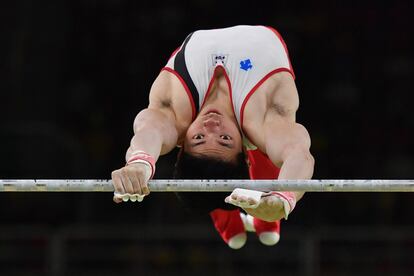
left=111, top=25, right=314, bottom=249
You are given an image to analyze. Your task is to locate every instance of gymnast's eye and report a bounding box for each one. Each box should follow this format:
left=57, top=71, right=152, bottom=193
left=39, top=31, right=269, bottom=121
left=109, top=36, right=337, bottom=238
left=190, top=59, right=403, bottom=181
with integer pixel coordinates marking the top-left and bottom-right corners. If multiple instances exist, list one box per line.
left=193, top=134, right=204, bottom=139
left=220, top=135, right=231, bottom=140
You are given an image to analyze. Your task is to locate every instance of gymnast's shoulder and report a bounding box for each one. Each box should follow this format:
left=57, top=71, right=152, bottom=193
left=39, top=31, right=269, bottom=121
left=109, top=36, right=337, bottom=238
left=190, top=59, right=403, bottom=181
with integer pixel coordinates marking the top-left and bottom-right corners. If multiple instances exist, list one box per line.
left=147, top=70, right=193, bottom=138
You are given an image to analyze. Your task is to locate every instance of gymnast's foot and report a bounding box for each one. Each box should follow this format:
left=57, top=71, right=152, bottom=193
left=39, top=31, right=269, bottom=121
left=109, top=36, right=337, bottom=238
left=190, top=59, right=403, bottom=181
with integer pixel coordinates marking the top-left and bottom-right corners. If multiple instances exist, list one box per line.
left=240, top=213, right=281, bottom=246
left=210, top=209, right=247, bottom=249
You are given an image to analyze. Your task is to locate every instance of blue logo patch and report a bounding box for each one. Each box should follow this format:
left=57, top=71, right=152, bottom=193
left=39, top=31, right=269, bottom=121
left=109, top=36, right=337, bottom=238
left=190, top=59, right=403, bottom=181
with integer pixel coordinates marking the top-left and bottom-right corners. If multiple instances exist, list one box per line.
left=240, top=59, right=253, bottom=71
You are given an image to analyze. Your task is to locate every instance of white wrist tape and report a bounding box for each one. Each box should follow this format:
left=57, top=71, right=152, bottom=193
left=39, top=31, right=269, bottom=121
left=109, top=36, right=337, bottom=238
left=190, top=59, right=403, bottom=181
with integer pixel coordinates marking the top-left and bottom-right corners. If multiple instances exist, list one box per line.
left=227, top=188, right=264, bottom=209
left=114, top=192, right=145, bottom=202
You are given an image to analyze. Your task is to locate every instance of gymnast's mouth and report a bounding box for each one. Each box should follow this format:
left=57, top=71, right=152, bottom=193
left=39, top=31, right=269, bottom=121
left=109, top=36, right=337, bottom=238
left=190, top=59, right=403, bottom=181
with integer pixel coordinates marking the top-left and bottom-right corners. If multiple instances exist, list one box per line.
left=203, top=109, right=222, bottom=116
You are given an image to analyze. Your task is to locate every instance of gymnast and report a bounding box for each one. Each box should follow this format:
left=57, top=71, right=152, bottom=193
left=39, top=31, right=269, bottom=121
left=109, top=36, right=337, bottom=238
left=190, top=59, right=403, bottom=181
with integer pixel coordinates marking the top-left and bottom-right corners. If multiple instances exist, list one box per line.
left=111, top=25, right=314, bottom=249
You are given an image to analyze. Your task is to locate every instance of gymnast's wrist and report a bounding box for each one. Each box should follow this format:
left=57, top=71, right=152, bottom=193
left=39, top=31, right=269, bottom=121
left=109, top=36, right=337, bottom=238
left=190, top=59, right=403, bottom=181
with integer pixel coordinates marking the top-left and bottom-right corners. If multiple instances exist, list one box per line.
left=126, top=150, right=156, bottom=179
left=270, top=191, right=297, bottom=219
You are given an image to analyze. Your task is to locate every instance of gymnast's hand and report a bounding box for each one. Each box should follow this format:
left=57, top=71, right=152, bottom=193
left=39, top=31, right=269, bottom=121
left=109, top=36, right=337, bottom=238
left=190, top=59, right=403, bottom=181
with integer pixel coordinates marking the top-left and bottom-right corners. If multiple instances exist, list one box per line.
left=225, top=189, right=296, bottom=222
left=111, top=155, right=154, bottom=203
left=241, top=195, right=286, bottom=222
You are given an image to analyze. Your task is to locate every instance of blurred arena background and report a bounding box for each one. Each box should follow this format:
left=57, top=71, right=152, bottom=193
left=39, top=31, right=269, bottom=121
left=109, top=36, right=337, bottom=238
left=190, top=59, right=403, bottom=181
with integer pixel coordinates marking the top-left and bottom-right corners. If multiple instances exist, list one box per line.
left=1, top=0, right=413, bottom=275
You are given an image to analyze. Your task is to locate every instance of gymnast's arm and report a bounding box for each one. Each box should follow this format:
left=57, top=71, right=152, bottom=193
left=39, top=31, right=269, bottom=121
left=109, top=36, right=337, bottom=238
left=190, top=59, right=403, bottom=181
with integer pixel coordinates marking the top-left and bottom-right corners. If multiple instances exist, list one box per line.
left=243, top=74, right=314, bottom=221
left=111, top=71, right=192, bottom=202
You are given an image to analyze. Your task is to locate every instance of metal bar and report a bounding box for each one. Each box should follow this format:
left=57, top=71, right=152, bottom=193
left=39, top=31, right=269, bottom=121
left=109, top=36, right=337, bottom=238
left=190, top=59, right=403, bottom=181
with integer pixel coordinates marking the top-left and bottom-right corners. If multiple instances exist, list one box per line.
left=1, top=179, right=414, bottom=192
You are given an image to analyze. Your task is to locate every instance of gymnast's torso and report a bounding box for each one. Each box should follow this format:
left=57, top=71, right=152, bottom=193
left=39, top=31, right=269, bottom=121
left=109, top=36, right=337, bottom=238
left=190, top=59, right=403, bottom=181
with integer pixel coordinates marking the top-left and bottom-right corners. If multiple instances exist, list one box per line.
left=149, top=25, right=298, bottom=151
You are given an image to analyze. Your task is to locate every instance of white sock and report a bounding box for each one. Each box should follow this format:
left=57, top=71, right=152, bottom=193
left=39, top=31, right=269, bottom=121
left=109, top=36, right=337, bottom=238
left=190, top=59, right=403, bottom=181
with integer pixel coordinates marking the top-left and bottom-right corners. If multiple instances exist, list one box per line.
left=258, top=232, right=280, bottom=246
left=228, top=233, right=247, bottom=249
left=240, top=213, right=255, bottom=232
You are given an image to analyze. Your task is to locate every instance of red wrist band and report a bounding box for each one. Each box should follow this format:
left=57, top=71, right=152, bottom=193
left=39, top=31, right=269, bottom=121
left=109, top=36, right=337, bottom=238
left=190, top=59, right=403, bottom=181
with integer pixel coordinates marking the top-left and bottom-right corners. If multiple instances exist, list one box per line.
left=127, top=151, right=156, bottom=179
left=270, top=191, right=297, bottom=213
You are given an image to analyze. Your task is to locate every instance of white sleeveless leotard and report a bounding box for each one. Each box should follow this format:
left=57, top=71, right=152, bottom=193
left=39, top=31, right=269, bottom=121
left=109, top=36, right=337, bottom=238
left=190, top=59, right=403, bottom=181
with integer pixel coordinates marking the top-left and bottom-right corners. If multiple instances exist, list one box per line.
left=162, top=25, right=295, bottom=148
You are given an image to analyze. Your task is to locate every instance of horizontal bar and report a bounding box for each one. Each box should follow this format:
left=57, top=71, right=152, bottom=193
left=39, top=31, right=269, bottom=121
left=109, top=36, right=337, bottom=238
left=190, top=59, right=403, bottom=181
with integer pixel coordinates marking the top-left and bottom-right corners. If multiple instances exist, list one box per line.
left=0, top=179, right=414, bottom=192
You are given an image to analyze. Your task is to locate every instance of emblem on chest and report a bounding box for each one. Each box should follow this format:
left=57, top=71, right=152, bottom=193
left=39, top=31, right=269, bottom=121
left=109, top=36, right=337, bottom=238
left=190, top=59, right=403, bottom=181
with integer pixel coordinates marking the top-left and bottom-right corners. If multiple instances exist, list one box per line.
left=212, top=54, right=229, bottom=67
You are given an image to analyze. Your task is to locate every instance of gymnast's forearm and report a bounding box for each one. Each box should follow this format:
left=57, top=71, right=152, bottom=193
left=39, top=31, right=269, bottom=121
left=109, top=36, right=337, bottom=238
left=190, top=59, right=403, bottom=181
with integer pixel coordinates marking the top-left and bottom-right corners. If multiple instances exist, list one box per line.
left=126, top=108, right=178, bottom=162
left=277, top=146, right=315, bottom=200
left=264, top=122, right=314, bottom=201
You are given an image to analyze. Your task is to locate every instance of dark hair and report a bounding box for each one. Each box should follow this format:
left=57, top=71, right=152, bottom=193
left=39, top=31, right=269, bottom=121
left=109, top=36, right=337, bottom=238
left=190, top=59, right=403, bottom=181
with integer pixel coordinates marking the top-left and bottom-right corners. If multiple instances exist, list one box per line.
left=173, top=150, right=249, bottom=179
left=173, top=150, right=250, bottom=214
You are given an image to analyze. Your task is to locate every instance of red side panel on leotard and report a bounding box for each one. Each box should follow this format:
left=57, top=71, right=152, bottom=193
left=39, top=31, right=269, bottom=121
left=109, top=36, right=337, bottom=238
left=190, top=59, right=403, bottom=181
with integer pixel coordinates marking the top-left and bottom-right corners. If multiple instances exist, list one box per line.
left=247, top=149, right=280, bottom=179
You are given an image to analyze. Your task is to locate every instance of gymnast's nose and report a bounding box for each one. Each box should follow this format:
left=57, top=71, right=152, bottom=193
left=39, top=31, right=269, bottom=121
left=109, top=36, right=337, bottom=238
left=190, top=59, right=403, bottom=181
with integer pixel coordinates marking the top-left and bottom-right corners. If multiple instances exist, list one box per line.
left=203, top=117, right=221, bottom=130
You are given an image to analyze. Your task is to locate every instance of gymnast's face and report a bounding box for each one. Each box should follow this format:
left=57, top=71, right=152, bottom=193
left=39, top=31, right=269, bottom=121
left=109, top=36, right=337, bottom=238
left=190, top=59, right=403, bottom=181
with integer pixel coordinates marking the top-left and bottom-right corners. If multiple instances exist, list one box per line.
left=184, top=108, right=243, bottom=161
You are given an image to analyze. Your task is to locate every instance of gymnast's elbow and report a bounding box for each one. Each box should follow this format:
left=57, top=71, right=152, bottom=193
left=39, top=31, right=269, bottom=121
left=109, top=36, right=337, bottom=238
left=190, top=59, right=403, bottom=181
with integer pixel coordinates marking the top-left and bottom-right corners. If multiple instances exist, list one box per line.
left=133, top=109, right=177, bottom=134
left=282, top=143, right=315, bottom=172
